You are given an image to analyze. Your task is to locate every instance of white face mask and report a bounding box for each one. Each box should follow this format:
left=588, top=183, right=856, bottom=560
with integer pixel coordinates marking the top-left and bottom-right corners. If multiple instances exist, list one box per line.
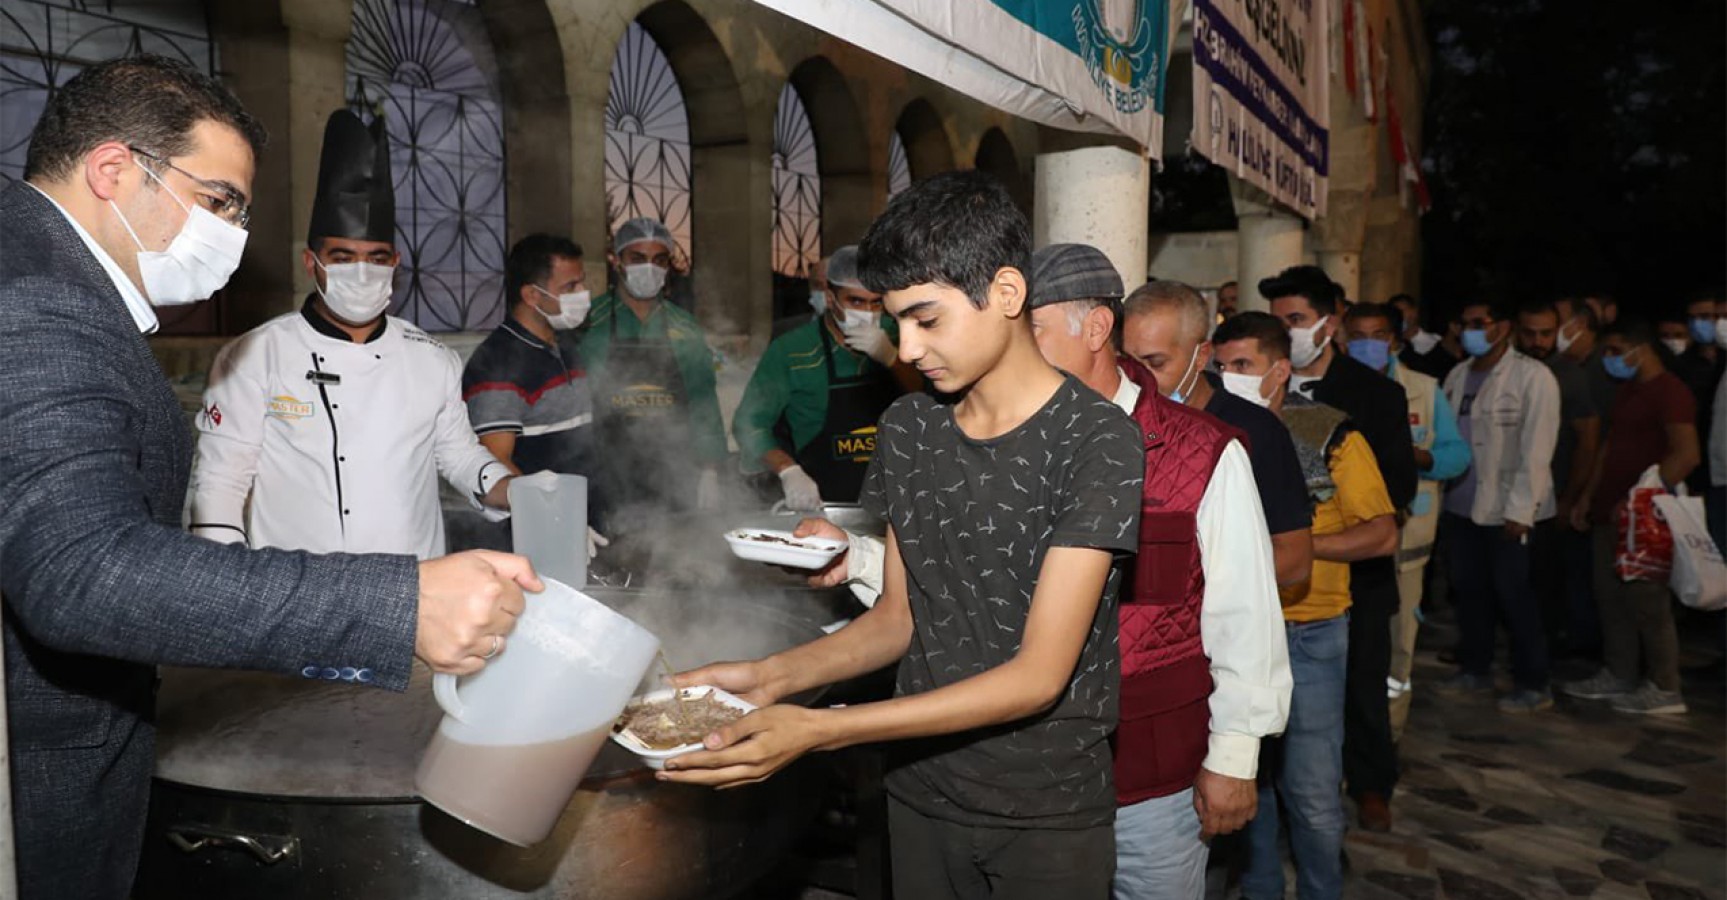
left=1715, top=317, right=1727, bottom=349
left=531, top=286, right=591, bottom=330
left=1288, top=315, right=1331, bottom=369
left=1660, top=338, right=1690, bottom=358
left=1221, top=371, right=1273, bottom=408
left=1556, top=318, right=1581, bottom=355
left=1167, top=344, right=1202, bottom=404
left=1409, top=330, right=1441, bottom=355
left=110, top=159, right=247, bottom=306
left=809, top=290, right=827, bottom=315
left=841, top=308, right=877, bottom=332
left=315, top=258, right=394, bottom=324
left=622, top=262, right=667, bottom=300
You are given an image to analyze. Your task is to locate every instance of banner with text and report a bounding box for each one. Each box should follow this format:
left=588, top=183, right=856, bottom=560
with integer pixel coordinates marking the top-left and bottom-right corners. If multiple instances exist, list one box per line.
left=1190, top=0, right=1330, bottom=218
left=750, top=0, right=1172, bottom=155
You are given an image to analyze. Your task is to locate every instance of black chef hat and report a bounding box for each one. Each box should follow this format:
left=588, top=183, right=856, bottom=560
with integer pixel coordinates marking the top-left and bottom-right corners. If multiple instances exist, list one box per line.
left=307, top=109, right=395, bottom=245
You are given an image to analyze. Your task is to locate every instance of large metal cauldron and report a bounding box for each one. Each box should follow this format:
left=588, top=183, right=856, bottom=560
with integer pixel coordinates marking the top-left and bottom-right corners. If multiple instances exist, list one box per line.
left=136, top=587, right=837, bottom=899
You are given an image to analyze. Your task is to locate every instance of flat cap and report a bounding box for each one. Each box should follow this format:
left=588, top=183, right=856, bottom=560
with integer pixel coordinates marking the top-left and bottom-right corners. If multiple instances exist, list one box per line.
left=1029, top=243, right=1124, bottom=308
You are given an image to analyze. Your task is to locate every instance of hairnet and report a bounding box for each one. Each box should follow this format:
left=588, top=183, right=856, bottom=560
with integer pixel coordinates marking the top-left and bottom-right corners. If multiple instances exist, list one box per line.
left=613, top=217, right=675, bottom=254
left=826, top=245, right=864, bottom=290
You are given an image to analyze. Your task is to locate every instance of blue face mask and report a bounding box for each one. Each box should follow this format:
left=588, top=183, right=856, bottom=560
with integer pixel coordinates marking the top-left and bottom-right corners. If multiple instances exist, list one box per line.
left=1346, top=338, right=1391, bottom=371
left=1602, top=349, right=1640, bottom=381
left=1461, top=328, right=1497, bottom=358
left=1690, top=317, right=1717, bottom=345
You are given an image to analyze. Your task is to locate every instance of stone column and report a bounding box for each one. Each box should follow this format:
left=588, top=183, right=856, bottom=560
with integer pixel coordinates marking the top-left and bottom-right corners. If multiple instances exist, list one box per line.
left=1032, top=143, right=1150, bottom=290
left=1232, top=189, right=1305, bottom=312
left=1318, top=250, right=1362, bottom=302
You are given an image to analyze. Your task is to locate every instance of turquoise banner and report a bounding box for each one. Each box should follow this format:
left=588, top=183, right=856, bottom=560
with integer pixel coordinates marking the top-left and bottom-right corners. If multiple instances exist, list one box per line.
left=987, top=0, right=1172, bottom=115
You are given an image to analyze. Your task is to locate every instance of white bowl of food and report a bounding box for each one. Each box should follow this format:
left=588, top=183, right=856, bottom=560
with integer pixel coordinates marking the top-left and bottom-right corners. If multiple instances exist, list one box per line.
left=611, top=686, right=756, bottom=770
left=723, top=528, right=846, bottom=570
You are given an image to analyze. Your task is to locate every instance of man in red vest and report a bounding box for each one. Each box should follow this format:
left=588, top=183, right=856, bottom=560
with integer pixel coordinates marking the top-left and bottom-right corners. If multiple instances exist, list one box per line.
left=1028, top=245, right=1292, bottom=898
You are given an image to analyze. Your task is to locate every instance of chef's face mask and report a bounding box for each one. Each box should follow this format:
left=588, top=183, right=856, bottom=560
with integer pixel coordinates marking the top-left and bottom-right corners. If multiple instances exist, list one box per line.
left=110, top=156, right=248, bottom=306
left=622, top=262, right=668, bottom=300
left=315, top=257, right=395, bottom=324
left=532, top=285, right=592, bottom=330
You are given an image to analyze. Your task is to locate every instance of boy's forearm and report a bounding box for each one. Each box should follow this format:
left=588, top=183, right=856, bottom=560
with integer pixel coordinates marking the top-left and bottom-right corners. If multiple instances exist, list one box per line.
left=1312, top=515, right=1397, bottom=562
left=806, top=654, right=1073, bottom=752
left=757, top=601, right=912, bottom=700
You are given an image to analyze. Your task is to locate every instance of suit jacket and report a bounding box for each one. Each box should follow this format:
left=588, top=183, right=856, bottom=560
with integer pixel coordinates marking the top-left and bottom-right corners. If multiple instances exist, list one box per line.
left=0, top=182, right=420, bottom=899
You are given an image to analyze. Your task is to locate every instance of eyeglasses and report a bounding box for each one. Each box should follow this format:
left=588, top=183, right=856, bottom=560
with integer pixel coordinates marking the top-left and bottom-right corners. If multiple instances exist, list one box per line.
left=129, top=146, right=251, bottom=229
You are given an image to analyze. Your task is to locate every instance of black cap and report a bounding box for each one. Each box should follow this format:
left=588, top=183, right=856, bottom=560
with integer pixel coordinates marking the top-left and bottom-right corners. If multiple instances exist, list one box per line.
left=307, top=110, right=395, bottom=245
left=1029, top=243, right=1124, bottom=308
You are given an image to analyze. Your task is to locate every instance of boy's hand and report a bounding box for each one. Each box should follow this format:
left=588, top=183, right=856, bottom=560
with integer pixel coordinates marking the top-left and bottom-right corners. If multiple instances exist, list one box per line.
left=671, top=660, right=780, bottom=708
left=1193, top=767, right=1258, bottom=838
left=792, top=517, right=851, bottom=589
left=656, top=705, right=827, bottom=788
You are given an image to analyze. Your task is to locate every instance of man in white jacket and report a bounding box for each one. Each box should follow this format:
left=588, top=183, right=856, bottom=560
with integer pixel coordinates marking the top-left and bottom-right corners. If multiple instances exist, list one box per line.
left=1436, top=296, right=1562, bottom=712
left=190, top=110, right=512, bottom=559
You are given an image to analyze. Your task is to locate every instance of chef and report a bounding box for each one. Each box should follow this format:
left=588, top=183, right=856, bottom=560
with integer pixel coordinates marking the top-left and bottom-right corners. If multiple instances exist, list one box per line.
left=731, top=245, right=916, bottom=509
left=189, top=109, right=512, bottom=559
left=581, top=217, right=728, bottom=514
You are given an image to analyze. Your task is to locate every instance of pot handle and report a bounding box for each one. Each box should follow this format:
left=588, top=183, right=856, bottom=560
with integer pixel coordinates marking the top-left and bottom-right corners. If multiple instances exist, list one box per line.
left=168, top=824, right=297, bottom=865
left=432, top=672, right=466, bottom=722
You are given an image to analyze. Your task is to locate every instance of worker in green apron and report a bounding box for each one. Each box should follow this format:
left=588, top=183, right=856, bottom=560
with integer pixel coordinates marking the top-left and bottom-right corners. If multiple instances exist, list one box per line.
left=734, top=246, right=921, bottom=509
left=581, top=218, right=728, bottom=520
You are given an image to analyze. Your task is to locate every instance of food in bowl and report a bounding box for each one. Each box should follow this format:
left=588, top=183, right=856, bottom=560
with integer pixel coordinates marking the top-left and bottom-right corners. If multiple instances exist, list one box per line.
left=610, top=686, right=756, bottom=768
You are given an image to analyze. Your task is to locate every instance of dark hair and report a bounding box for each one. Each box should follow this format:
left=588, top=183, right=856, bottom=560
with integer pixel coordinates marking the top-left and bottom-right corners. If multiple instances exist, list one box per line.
left=857, top=170, right=1031, bottom=310
left=1257, top=265, right=1339, bottom=316
left=1344, top=301, right=1401, bottom=335
left=25, top=55, right=267, bottom=182
left=1654, top=310, right=1688, bottom=327
left=1460, top=294, right=1516, bottom=323
left=1602, top=315, right=1655, bottom=347
left=1516, top=298, right=1560, bottom=320
left=1212, top=311, right=1293, bottom=361
left=506, top=233, right=584, bottom=304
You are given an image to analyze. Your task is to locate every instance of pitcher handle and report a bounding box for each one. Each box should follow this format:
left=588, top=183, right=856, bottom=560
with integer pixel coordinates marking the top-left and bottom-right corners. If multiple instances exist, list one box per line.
left=432, top=672, right=466, bottom=722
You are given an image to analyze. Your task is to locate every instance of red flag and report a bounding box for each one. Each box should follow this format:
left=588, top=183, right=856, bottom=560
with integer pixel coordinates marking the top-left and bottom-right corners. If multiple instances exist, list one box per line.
left=1343, top=0, right=1358, bottom=99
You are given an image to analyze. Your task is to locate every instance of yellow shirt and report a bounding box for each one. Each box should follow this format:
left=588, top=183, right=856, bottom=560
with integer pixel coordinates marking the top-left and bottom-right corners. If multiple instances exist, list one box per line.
left=1280, top=431, right=1396, bottom=622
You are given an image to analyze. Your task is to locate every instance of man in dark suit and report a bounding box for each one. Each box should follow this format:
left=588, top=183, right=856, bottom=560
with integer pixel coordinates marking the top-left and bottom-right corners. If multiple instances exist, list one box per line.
left=1263, top=265, right=1418, bottom=833
left=0, top=56, right=539, bottom=899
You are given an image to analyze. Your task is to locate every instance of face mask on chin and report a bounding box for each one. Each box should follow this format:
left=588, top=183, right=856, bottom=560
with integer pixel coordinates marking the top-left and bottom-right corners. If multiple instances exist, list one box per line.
left=315, top=257, right=395, bottom=324
left=110, top=159, right=247, bottom=306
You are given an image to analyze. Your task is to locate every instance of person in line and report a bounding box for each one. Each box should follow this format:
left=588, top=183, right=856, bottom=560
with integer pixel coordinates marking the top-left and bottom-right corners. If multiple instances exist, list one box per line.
left=0, top=55, right=536, bottom=898
left=661, top=172, right=1145, bottom=898
left=1563, top=317, right=1701, bottom=715
left=581, top=217, right=729, bottom=516
left=1515, top=298, right=1603, bottom=662
left=1671, top=291, right=1725, bottom=496
left=191, top=109, right=512, bottom=559
left=1216, top=279, right=1239, bottom=321
left=1555, top=297, right=1619, bottom=430
left=1120, top=282, right=1316, bottom=589
left=732, top=245, right=917, bottom=511
left=1263, top=266, right=1415, bottom=833
left=1390, top=293, right=1460, bottom=381
left=1212, top=312, right=1399, bottom=900
left=1027, top=249, right=1291, bottom=899
left=1435, top=297, right=1561, bottom=712
left=461, top=233, right=610, bottom=552
left=1341, top=302, right=1470, bottom=736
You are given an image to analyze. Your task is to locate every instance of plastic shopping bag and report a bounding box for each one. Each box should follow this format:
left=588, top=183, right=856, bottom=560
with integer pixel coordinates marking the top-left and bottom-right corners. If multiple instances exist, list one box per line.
left=1653, top=493, right=1727, bottom=611
left=1614, top=465, right=1673, bottom=583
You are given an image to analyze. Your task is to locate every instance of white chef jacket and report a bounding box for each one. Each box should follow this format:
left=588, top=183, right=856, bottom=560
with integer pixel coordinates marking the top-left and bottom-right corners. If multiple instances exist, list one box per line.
left=844, top=377, right=1290, bottom=780
left=190, top=305, right=508, bottom=559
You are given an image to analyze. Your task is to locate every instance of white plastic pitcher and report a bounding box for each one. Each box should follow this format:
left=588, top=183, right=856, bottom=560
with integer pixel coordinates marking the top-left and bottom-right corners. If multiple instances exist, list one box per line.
left=415, top=577, right=659, bottom=846
left=509, top=471, right=590, bottom=588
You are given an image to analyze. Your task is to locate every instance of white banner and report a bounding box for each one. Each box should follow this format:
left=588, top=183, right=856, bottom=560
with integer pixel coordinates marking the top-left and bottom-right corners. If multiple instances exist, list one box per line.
left=1190, top=0, right=1330, bottom=218
left=749, top=0, right=1172, bottom=156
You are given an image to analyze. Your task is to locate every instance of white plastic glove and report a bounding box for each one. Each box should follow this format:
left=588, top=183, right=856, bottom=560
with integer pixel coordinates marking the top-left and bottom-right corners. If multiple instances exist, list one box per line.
left=840, top=310, right=896, bottom=365
left=696, top=468, right=722, bottom=510
left=777, top=464, right=825, bottom=512
left=586, top=527, right=610, bottom=559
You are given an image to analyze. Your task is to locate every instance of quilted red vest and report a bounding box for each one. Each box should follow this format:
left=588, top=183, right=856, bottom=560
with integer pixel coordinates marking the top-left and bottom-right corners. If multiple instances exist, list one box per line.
left=1112, top=357, right=1246, bottom=805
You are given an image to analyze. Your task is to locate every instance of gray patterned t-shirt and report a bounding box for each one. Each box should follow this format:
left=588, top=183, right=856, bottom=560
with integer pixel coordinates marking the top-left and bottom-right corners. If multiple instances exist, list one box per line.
left=861, top=375, right=1144, bottom=829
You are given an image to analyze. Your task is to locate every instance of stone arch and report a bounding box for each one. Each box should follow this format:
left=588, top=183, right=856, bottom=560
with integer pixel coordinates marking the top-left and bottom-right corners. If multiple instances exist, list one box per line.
left=787, top=55, right=872, bottom=251
left=895, top=97, right=955, bottom=182
left=975, top=126, right=1029, bottom=215
left=473, top=0, right=572, bottom=244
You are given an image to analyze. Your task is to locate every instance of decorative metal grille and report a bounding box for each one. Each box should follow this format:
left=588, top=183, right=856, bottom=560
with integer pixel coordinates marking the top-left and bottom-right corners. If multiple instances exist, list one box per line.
left=887, top=130, right=911, bottom=200
left=770, top=83, right=820, bottom=278
left=1, top=1, right=214, bottom=184
left=346, top=0, right=506, bottom=332
left=604, top=22, right=691, bottom=263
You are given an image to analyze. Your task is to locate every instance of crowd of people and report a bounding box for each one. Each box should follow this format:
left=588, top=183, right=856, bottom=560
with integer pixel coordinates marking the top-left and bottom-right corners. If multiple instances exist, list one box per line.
left=3, top=54, right=1723, bottom=900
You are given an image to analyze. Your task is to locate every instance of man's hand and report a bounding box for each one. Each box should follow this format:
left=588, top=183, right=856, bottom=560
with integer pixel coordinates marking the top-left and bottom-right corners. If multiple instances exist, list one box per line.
left=778, top=465, right=824, bottom=512
left=482, top=475, right=514, bottom=509
left=415, top=550, right=542, bottom=675
left=1503, top=520, right=1531, bottom=542
left=840, top=315, right=896, bottom=366
left=586, top=527, right=609, bottom=559
left=1568, top=502, right=1591, bottom=532
left=793, top=517, right=851, bottom=589
left=656, top=704, right=827, bottom=788
left=1413, top=447, right=1434, bottom=471
left=1193, top=767, right=1258, bottom=838
left=670, top=659, right=781, bottom=708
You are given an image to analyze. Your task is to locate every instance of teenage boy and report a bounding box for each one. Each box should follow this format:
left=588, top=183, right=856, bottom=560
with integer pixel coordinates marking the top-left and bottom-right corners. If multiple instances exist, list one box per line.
left=662, top=171, right=1145, bottom=898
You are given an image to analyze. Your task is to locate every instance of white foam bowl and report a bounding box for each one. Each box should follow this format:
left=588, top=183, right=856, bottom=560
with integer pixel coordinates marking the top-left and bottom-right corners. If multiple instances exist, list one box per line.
left=723, top=528, right=846, bottom=570
left=610, top=686, right=756, bottom=770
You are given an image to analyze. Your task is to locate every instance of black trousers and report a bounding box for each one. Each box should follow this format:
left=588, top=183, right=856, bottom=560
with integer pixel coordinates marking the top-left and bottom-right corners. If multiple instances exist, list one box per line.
left=888, top=796, right=1115, bottom=899
left=1343, top=557, right=1400, bottom=798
